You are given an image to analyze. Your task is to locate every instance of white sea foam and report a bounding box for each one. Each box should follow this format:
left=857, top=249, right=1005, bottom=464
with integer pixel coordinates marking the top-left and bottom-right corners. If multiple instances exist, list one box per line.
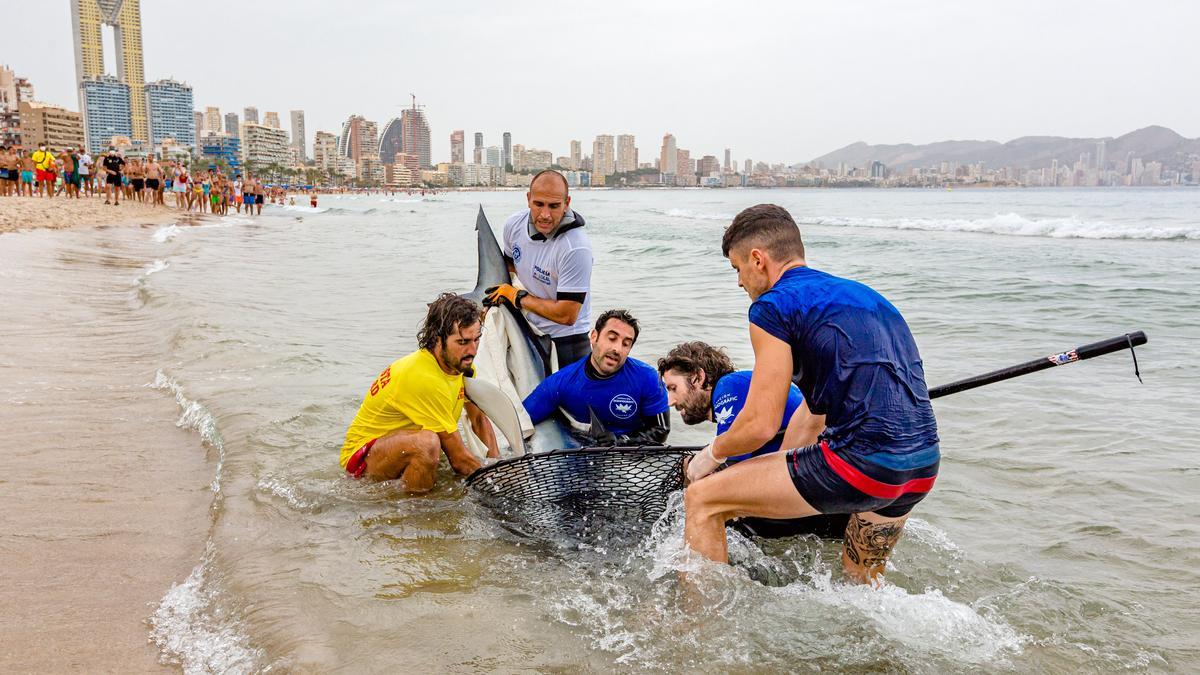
left=653, top=207, right=733, bottom=221
left=558, top=493, right=1026, bottom=669
left=149, top=543, right=262, bottom=675
left=153, top=224, right=181, bottom=242
left=277, top=204, right=330, bottom=213
left=149, top=370, right=226, bottom=493
left=142, top=259, right=169, bottom=277
left=797, top=212, right=1200, bottom=240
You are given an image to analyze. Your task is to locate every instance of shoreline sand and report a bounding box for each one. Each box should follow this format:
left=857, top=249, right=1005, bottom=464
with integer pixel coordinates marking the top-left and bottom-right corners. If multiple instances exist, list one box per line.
left=0, top=217, right=215, bottom=671
left=0, top=195, right=188, bottom=234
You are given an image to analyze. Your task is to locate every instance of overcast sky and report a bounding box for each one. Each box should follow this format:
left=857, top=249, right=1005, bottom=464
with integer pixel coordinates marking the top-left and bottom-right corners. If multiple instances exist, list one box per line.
left=7, top=0, right=1198, bottom=164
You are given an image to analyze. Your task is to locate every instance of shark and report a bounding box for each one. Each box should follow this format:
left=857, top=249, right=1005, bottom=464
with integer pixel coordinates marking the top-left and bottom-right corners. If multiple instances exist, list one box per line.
left=461, top=206, right=577, bottom=456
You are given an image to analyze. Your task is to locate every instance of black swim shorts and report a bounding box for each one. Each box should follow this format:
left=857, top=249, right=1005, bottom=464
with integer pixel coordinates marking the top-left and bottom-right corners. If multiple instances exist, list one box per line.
left=787, top=440, right=939, bottom=518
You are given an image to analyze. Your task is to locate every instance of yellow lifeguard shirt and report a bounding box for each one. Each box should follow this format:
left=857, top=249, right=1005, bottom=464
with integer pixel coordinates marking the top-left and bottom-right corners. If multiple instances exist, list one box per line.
left=33, top=150, right=55, bottom=170
left=339, top=349, right=465, bottom=468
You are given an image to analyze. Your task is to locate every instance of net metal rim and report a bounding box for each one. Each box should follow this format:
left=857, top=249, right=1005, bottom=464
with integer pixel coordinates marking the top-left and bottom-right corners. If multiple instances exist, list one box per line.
left=465, top=444, right=702, bottom=487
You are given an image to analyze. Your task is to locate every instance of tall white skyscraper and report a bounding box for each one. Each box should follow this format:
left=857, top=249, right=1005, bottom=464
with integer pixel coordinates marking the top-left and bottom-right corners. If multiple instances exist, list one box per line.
left=290, top=110, right=306, bottom=161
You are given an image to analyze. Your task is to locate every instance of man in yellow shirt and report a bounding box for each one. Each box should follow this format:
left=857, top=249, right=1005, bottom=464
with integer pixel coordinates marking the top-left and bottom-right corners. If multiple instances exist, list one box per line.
left=32, top=145, right=56, bottom=199
left=341, top=293, right=499, bottom=491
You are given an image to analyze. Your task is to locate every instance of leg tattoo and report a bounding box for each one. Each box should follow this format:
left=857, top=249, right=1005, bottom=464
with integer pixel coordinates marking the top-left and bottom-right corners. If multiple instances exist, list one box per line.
left=843, top=513, right=905, bottom=578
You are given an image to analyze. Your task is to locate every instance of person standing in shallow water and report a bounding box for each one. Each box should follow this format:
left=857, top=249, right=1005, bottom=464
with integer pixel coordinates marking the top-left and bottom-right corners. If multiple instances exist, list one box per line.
left=340, top=293, right=499, bottom=491
left=484, top=169, right=595, bottom=369
left=683, top=204, right=940, bottom=584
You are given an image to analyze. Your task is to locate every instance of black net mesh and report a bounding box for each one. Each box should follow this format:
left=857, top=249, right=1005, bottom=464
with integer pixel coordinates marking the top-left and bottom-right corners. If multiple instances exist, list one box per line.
left=466, top=445, right=851, bottom=543
left=466, top=445, right=697, bottom=541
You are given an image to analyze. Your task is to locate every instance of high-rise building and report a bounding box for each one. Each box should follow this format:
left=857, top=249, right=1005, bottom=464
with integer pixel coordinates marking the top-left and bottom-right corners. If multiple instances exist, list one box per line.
left=243, top=106, right=258, bottom=124
left=474, top=132, right=483, bottom=165
left=193, top=111, right=202, bottom=143
left=199, top=134, right=240, bottom=171
left=723, top=148, right=731, bottom=172
left=313, top=131, right=337, bottom=170
left=660, top=134, right=677, bottom=177
left=616, top=134, right=637, bottom=173
left=204, top=106, right=222, bottom=134
left=450, top=130, right=465, bottom=163
left=1095, top=140, right=1106, bottom=171
left=593, top=134, right=615, bottom=178
left=263, top=111, right=280, bottom=129
left=502, top=132, right=512, bottom=170
left=486, top=146, right=501, bottom=168
left=18, top=101, right=86, bottom=150
left=224, top=112, right=238, bottom=138
left=242, top=122, right=289, bottom=166
left=290, top=110, right=306, bottom=161
left=569, top=140, right=581, bottom=171
left=79, top=75, right=131, bottom=153
left=676, top=149, right=693, bottom=185
left=379, top=118, right=403, bottom=164
left=71, top=0, right=148, bottom=143
left=0, top=67, right=26, bottom=147
left=744, top=158, right=752, bottom=175
left=399, top=99, right=431, bottom=168
left=697, top=155, right=720, bottom=177
left=512, top=143, right=525, bottom=172
left=0, top=66, right=21, bottom=111
left=144, top=78, right=194, bottom=151
left=337, top=114, right=380, bottom=179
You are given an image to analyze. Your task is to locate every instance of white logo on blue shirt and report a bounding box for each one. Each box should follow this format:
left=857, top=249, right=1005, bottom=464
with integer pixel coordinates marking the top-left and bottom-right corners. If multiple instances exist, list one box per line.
left=610, top=394, right=637, bottom=419
left=714, top=405, right=734, bottom=426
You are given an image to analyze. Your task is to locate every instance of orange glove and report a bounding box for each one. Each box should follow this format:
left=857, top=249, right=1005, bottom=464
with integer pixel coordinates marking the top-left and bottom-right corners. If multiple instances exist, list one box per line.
left=484, top=284, right=521, bottom=308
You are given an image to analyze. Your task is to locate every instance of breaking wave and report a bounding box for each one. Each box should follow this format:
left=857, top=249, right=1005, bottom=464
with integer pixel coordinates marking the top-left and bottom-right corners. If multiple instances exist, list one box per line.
left=797, top=213, right=1200, bottom=240
left=153, top=224, right=181, bottom=242
left=149, top=543, right=263, bottom=674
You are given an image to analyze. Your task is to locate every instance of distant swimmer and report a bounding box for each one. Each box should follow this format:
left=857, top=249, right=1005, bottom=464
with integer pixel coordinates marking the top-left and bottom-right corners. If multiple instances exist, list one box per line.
left=683, top=204, right=940, bottom=583
left=522, top=309, right=670, bottom=446
left=658, top=341, right=803, bottom=461
left=340, top=293, right=499, bottom=491
left=485, top=169, right=594, bottom=368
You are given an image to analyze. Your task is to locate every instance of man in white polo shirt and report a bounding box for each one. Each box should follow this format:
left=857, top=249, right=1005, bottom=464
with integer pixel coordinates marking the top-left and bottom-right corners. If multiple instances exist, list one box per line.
left=485, top=170, right=595, bottom=368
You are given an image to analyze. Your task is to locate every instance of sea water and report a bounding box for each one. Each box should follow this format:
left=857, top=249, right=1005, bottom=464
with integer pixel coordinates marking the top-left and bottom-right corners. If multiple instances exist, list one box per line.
left=21, top=189, right=1200, bottom=671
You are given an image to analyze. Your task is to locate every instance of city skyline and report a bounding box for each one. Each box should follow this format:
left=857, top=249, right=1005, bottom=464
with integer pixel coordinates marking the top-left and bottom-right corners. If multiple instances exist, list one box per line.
left=7, top=1, right=1198, bottom=166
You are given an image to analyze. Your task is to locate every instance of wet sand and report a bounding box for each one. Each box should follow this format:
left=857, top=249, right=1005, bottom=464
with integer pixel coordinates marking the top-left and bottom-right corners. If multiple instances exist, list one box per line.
left=0, top=224, right=213, bottom=671
left=0, top=195, right=182, bottom=234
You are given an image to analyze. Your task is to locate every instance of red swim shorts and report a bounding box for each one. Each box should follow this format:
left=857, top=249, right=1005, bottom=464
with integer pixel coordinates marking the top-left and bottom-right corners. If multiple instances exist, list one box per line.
left=344, top=437, right=379, bottom=478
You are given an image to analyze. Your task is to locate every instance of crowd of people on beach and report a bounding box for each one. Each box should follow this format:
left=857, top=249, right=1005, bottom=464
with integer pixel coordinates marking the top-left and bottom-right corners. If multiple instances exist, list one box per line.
left=0, top=144, right=321, bottom=213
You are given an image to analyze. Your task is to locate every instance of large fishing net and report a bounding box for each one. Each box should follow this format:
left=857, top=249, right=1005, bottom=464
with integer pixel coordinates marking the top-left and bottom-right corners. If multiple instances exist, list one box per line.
left=466, top=445, right=851, bottom=542
left=466, top=446, right=696, bottom=541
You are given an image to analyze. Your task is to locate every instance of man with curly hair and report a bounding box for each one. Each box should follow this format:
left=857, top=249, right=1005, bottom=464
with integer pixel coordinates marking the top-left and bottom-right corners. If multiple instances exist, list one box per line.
left=658, top=341, right=803, bottom=462
left=340, top=293, right=499, bottom=491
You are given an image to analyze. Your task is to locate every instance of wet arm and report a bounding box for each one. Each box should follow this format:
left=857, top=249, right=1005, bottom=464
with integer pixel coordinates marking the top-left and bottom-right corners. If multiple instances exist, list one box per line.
left=519, top=295, right=582, bottom=326
left=780, top=399, right=826, bottom=450
left=437, top=430, right=482, bottom=476
left=711, top=325, right=791, bottom=460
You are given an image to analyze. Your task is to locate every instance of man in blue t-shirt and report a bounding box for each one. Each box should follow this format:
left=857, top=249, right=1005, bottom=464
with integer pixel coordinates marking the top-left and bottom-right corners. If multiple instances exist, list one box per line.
left=523, top=309, right=670, bottom=445
left=683, top=204, right=940, bottom=584
left=658, top=341, right=803, bottom=462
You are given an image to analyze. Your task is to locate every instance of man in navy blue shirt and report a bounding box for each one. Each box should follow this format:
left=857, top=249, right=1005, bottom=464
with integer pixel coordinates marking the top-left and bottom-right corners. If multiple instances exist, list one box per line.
left=683, top=204, right=940, bottom=584
left=523, top=309, right=670, bottom=445
left=658, top=341, right=803, bottom=462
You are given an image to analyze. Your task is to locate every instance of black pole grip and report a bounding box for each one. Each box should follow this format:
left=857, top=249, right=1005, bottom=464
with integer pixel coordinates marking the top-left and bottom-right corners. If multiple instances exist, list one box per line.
left=929, top=331, right=1148, bottom=399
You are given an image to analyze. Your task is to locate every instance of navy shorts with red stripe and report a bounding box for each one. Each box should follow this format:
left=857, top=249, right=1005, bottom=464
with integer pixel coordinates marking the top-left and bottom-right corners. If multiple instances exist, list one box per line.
left=786, top=440, right=939, bottom=518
